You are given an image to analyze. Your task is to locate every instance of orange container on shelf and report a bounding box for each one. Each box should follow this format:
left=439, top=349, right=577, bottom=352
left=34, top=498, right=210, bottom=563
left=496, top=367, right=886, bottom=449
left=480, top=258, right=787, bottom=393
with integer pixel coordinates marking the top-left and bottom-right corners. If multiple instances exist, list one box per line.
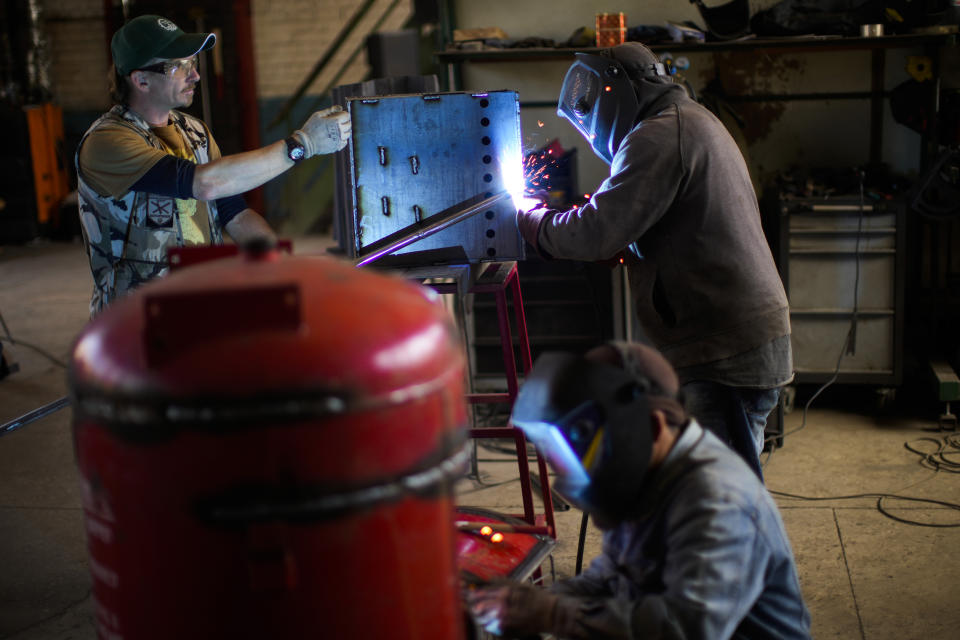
left=595, top=12, right=627, bottom=47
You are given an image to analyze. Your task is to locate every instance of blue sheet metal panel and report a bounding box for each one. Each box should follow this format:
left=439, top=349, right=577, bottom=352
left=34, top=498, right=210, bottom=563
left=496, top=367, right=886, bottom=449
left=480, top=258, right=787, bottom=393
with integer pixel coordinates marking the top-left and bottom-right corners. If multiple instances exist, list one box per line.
left=348, top=91, right=524, bottom=262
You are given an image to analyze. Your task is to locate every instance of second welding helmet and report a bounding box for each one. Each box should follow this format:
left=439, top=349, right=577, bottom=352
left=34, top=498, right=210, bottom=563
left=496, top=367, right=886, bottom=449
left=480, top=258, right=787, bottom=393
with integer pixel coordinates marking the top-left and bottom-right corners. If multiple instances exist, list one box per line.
left=511, top=351, right=653, bottom=520
left=557, top=45, right=668, bottom=164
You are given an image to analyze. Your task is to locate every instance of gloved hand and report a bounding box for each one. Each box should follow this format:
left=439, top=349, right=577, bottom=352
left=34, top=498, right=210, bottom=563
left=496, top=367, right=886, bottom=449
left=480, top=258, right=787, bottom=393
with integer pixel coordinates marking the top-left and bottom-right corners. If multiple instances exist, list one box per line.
left=516, top=203, right=557, bottom=258
left=291, top=105, right=352, bottom=157
left=466, top=581, right=559, bottom=638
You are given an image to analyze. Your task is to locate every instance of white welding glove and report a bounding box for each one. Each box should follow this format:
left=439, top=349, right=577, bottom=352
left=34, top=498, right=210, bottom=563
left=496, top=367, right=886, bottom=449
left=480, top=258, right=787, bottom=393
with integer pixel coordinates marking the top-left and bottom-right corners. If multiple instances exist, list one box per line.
left=292, top=105, right=352, bottom=157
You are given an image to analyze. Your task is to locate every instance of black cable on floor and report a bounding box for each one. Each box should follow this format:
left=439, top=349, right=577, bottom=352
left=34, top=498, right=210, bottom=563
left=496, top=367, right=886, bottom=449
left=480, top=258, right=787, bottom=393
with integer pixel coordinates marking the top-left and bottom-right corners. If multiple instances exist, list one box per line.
left=575, top=511, right=589, bottom=575
left=0, top=310, right=68, bottom=370
left=767, top=430, right=960, bottom=527
left=771, top=476, right=960, bottom=528
left=904, top=433, right=960, bottom=473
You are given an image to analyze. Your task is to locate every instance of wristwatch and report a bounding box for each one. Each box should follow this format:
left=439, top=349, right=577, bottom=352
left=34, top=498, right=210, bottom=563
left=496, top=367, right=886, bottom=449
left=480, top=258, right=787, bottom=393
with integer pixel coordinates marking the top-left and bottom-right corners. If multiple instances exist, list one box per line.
left=285, top=136, right=305, bottom=163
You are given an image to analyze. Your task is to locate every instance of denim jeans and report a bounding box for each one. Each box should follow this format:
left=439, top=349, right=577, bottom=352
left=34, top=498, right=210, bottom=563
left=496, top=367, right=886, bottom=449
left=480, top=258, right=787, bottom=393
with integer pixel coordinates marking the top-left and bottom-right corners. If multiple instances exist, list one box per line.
left=681, top=381, right=780, bottom=479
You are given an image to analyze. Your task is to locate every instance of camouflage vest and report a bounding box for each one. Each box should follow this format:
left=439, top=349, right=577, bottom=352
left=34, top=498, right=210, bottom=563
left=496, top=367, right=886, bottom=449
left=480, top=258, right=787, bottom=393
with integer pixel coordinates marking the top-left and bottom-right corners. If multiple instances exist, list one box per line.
left=75, top=105, right=223, bottom=316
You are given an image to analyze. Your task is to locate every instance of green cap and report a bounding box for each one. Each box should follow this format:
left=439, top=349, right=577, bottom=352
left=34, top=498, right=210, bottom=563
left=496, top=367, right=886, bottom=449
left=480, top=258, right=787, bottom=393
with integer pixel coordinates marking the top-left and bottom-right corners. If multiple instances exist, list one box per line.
left=111, top=15, right=216, bottom=75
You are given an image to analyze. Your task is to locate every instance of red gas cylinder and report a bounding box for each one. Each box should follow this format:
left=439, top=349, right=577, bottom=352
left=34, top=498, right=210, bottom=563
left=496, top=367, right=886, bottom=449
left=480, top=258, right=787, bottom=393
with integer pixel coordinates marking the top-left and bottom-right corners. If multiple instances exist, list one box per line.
left=69, top=246, right=469, bottom=639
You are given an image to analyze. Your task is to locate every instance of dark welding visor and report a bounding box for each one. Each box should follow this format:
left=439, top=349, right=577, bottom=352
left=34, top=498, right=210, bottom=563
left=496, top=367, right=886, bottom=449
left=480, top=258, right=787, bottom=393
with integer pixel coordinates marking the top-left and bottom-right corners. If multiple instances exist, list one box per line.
left=557, top=53, right=640, bottom=165
left=512, top=351, right=653, bottom=517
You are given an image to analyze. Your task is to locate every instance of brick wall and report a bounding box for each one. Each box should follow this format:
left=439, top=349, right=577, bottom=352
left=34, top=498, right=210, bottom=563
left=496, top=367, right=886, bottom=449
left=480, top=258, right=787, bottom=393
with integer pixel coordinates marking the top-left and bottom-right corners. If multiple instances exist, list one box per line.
left=252, top=0, right=413, bottom=99
left=40, top=0, right=414, bottom=108
left=44, top=1, right=109, bottom=111
left=47, top=24, right=109, bottom=111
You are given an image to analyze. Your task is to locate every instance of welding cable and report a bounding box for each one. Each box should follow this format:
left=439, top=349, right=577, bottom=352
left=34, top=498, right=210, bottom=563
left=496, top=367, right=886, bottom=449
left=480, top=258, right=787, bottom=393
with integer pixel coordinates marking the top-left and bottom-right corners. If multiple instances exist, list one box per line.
left=770, top=432, right=960, bottom=527
left=771, top=488, right=960, bottom=528
left=0, top=310, right=68, bottom=369
left=904, top=433, right=960, bottom=473
left=762, top=169, right=869, bottom=465
left=575, top=511, right=589, bottom=575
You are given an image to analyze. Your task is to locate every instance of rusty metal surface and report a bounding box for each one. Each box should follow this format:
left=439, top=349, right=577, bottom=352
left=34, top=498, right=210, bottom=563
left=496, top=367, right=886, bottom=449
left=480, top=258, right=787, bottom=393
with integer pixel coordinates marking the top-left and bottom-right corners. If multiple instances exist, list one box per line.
left=347, top=91, right=524, bottom=264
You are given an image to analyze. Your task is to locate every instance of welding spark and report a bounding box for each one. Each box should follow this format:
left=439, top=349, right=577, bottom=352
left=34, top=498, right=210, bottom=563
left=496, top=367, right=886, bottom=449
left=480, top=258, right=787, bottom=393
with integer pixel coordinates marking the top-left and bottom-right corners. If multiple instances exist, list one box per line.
left=522, top=150, right=562, bottom=194
left=537, top=120, right=545, bottom=127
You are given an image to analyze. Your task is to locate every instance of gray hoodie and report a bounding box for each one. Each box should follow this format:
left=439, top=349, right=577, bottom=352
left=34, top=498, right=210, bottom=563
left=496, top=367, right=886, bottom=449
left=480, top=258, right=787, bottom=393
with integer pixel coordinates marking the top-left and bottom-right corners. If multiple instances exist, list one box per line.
left=538, top=76, right=790, bottom=372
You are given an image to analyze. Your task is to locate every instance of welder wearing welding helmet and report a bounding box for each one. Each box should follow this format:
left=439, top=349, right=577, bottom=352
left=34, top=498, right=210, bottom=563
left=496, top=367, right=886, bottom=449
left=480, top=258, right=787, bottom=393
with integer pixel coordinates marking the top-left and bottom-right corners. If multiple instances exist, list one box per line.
left=467, top=341, right=810, bottom=640
left=516, top=42, right=793, bottom=479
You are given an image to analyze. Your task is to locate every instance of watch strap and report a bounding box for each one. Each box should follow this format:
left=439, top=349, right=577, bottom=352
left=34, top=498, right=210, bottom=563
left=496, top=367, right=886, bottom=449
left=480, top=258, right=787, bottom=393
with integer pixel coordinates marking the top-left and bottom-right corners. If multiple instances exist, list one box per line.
left=285, top=135, right=305, bottom=163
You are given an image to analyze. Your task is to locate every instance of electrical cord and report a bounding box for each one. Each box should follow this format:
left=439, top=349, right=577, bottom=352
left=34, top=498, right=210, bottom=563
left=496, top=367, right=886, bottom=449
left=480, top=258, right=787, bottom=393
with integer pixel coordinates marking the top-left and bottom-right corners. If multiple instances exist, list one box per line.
left=771, top=432, right=960, bottom=528
left=575, top=511, right=589, bottom=575
left=771, top=488, right=960, bottom=528
left=0, top=309, right=68, bottom=370
left=759, top=173, right=960, bottom=527
left=904, top=432, right=960, bottom=473
left=763, top=168, right=868, bottom=456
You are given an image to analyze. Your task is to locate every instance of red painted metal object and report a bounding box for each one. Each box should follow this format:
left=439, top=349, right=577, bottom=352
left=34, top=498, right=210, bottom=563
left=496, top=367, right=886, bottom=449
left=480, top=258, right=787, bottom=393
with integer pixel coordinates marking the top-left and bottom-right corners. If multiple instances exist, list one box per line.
left=166, top=239, right=293, bottom=271
left=462, top=262, right=556, bottom=538
left=70, top=247, right=469, bottom=639
left=455, top=507, right=555, bottom=584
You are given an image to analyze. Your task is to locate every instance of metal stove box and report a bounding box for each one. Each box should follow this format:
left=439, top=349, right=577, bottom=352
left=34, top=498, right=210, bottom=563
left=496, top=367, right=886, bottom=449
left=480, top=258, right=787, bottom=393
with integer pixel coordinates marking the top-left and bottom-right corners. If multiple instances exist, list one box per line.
left=343, top=90, right=524, bottom=265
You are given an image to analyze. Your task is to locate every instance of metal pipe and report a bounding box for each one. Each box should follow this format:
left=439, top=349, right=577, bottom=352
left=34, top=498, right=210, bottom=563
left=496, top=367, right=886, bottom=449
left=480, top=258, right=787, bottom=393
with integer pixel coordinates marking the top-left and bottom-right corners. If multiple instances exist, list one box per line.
left=355, top=191, right=512, bottom=267
left=1, top=395, right=70, bottom=437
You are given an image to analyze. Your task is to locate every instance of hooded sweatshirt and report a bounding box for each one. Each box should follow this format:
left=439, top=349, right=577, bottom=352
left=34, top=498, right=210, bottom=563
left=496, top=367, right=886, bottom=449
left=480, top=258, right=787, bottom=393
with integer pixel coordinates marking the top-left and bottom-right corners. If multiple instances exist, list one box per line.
left=538, top=54, right=790, bottom=377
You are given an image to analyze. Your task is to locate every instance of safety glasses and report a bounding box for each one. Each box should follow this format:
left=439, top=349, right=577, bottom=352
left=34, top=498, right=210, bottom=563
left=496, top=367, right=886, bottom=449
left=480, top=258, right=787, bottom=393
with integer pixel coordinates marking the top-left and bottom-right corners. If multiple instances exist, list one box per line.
left=136, top=56, right=198, bottom=77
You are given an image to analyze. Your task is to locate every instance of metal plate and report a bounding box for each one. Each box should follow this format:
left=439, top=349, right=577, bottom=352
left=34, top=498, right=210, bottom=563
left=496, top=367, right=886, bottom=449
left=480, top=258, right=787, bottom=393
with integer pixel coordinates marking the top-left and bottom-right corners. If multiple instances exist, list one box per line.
left=347, top=91, right=524, bottom=263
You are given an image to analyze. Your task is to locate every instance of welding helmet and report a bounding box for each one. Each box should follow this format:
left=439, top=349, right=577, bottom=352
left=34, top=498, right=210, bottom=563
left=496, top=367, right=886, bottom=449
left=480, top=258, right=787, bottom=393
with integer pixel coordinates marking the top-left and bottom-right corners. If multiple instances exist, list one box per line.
left=557, top=44, right=669, bottom=164
left=511, top=351, right=653, bottom=520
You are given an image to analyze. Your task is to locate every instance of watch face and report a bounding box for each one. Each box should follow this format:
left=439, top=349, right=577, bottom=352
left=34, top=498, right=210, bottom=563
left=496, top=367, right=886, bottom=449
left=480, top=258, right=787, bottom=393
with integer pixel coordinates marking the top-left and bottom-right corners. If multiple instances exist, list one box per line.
left=287, top=138, right=305, bottom=161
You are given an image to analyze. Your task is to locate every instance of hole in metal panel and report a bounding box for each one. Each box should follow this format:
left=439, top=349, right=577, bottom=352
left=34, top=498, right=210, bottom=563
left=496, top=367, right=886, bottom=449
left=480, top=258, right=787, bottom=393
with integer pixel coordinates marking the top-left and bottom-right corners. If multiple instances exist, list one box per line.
left=409, top=155, right=420, bottom=174
left=413, top=204, right=423, bottom=222
left=482, top=155, right=492, bottom=164
left=484, top=210, right=495, bottom=220
left=378, top=146, right=388, bottom=166
left=486, top=229, right=495, bottom=238
left=484, top=192, right=493, bottom=198
left=486, top=247, right=497, bottom=257
left=480, top=117, right=490, bottom=126
left=381, top=196, right=391, bottom=217
left=480, top=98, right=490, bottom=108
left=481, top=136, right=491, bottom=145
left=483, top=174, right=493, bottom=183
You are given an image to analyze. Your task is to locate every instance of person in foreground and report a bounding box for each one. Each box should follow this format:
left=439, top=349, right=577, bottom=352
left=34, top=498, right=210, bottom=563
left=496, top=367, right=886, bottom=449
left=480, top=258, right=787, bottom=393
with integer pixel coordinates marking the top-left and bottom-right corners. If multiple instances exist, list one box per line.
left=467, top=341, right=810, bottom=639
left=516, top=41, right=793, bottom=476
left=76, top=14, right=351, bottom=315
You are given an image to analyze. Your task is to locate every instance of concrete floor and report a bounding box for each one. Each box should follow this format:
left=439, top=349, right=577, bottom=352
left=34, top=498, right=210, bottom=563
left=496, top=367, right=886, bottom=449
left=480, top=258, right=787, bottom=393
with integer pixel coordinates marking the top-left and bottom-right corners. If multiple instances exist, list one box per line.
left=1, top=239, right=959, bottom=639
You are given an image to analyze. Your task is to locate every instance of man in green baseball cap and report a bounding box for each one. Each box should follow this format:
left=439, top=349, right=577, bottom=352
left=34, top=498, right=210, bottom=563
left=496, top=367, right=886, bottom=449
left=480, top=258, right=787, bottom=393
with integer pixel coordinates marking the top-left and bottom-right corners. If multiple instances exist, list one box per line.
left=75, top=15, right=351, bottom=316
left=111, top=14, right=217, bottom=76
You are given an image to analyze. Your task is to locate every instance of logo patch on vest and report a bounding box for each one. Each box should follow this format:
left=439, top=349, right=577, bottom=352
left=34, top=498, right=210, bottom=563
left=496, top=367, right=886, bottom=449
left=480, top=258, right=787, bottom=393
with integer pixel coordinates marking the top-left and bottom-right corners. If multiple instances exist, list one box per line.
left=145, top=196, right=175, bottom=228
